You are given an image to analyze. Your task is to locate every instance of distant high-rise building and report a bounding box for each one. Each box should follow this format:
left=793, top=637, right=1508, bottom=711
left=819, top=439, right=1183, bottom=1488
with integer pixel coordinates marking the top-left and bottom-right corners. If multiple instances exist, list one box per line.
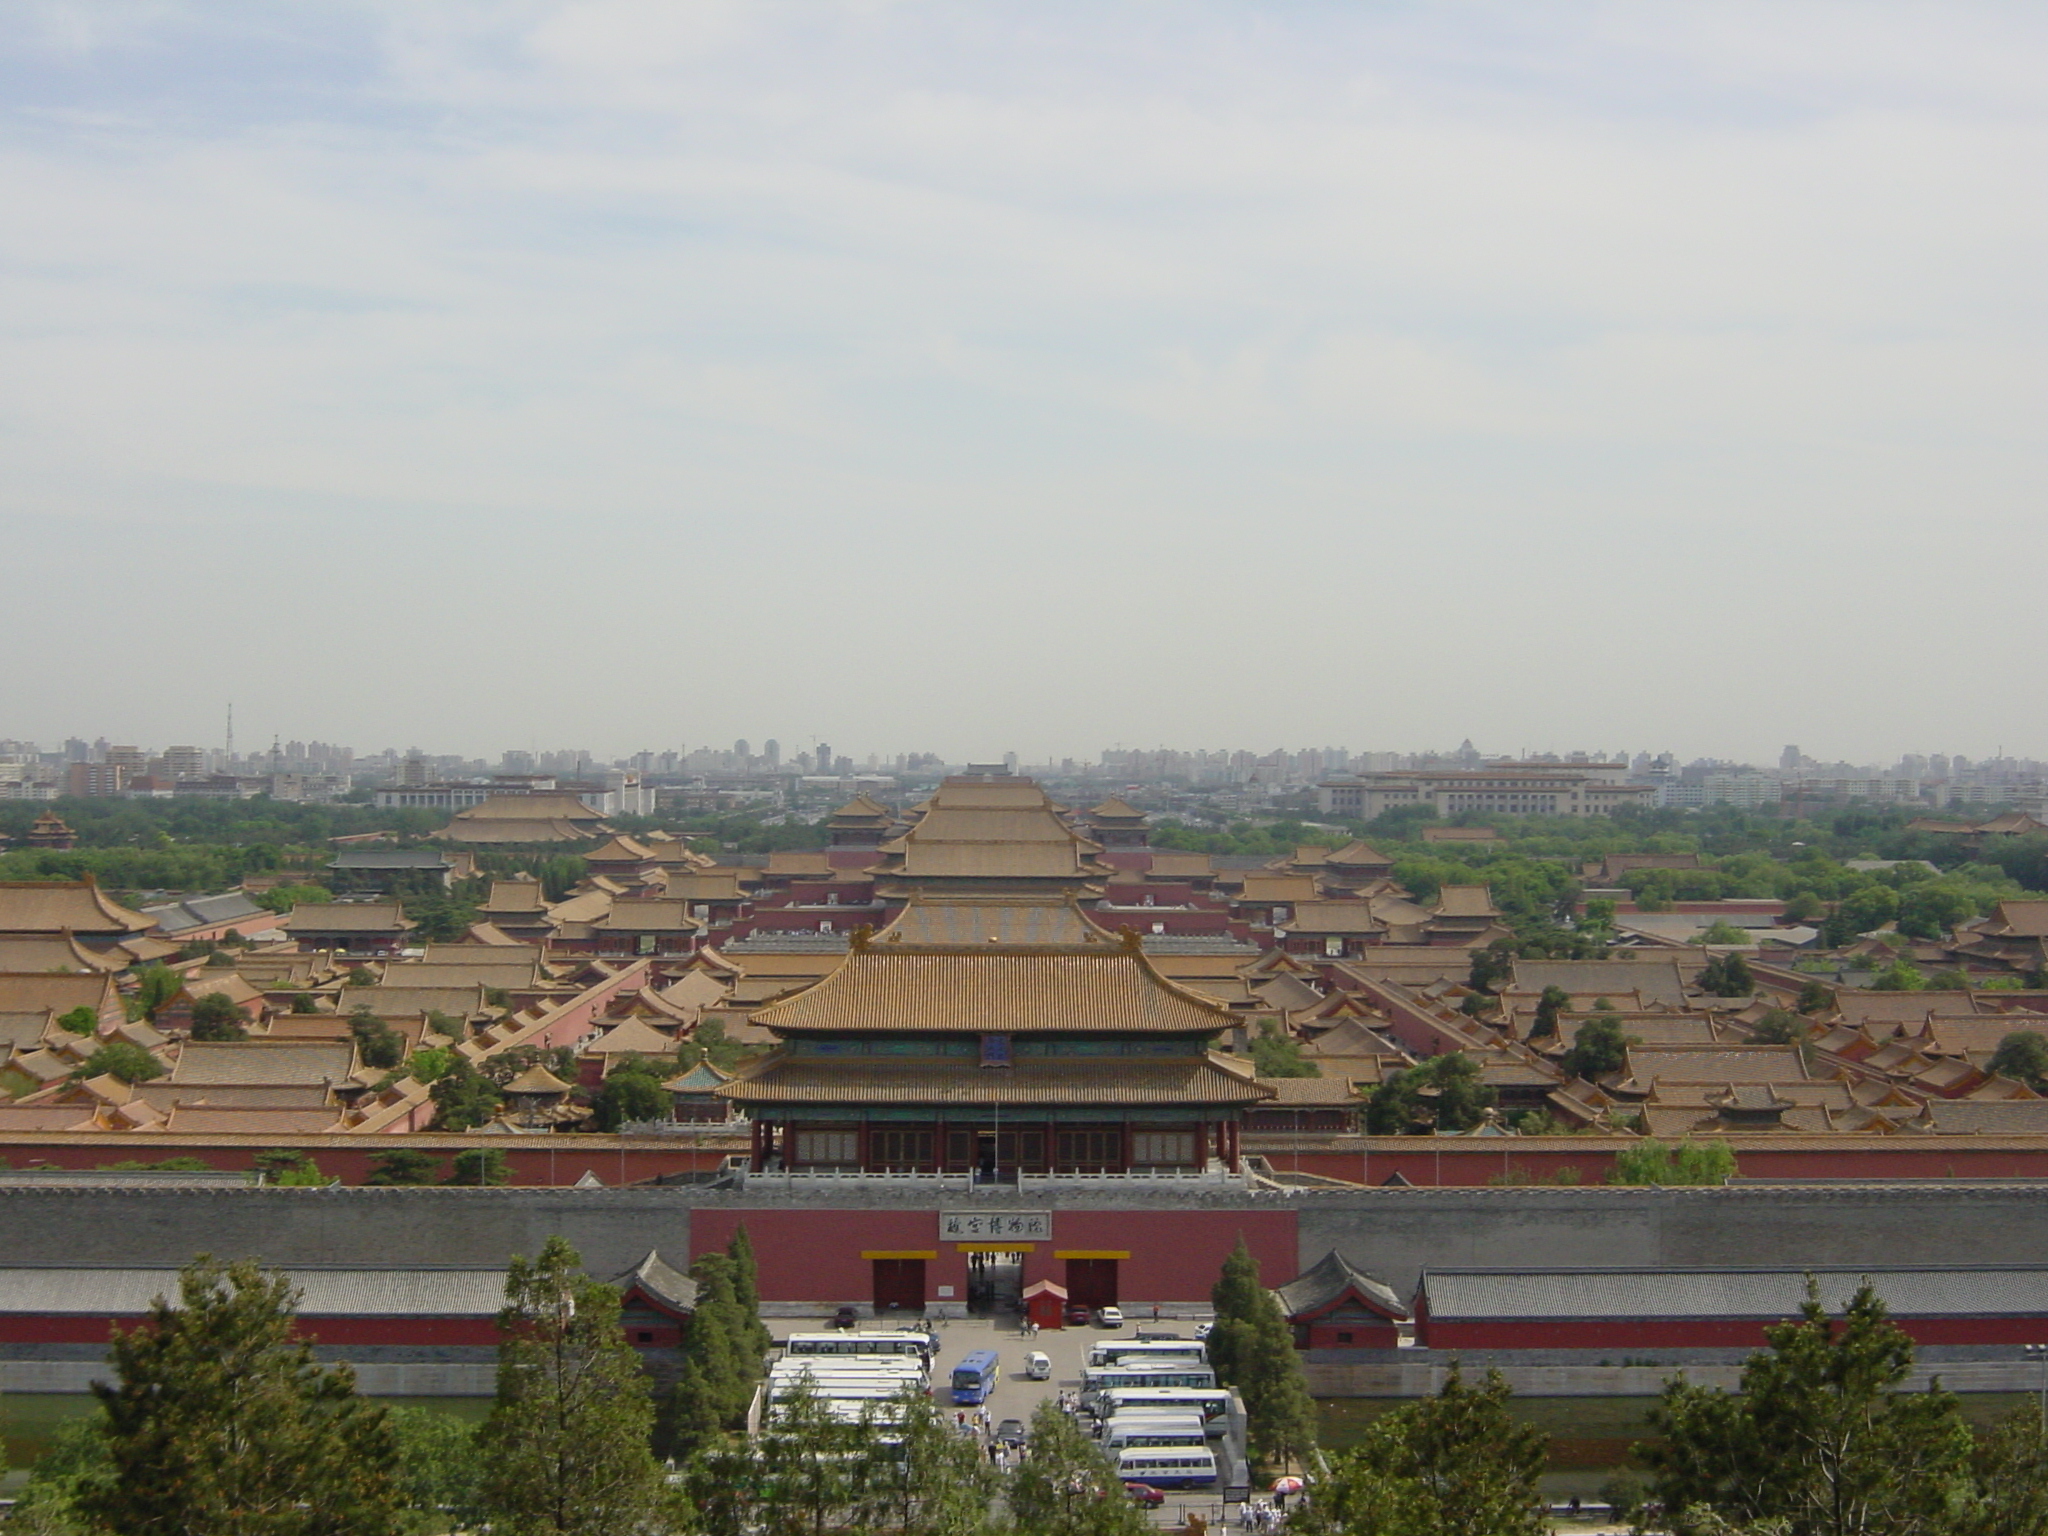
left=764, top=739, right=780, bottom=768
left=735, top=739, right=750, bottom=761
left=816, top=742, right=831, bottom=771
left=1780, top=745, right=1802, bottom=771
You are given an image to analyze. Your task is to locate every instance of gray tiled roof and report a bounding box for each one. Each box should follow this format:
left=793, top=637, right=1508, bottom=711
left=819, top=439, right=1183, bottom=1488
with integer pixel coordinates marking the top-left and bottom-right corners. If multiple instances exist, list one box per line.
left=0, top=1266, right=509, bottom=1316
left=1275, top=1251, right=1407, bottom=1320
left=1422, top=1266, right=2048, bottom=1320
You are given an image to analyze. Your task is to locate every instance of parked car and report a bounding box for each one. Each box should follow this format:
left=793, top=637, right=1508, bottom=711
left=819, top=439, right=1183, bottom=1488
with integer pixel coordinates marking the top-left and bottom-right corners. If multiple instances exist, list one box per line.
left=1095, top=1305, right=1124, bottom=1328
left=1126, top=1483, right=1167, bottom=1508
left=1067, top=1303, right=1093, bottom=1326
left=831, top=1305, right=859, bottom=1329
left=994, top=1419, right=1027, bottom=1448
left=1193, top=1321, right=1213, bottom=1341
left=1024, top=1351, right=1052, bottom=1380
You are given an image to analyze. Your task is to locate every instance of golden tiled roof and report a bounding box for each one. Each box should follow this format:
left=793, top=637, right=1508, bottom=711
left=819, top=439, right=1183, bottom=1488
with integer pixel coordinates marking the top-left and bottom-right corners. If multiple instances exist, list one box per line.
left=0, top=879, right=152, bottom=935
left=718, top=1052, right=1272, bottom=1106
left=875, top=895, right=1114, bottom=948
left=751, top=944, right=1234, bottom=1035
left=596, top=899, right=700, bottom=933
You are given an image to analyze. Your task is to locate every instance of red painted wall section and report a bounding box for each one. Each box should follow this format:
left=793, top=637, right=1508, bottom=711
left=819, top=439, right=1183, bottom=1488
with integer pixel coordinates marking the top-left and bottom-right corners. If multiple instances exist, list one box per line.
left=691, top=1210, right=970, bottom=1306
left=1306, top=1322, right=1400, bottom=1349
left=694, top=1208, right=1298, bottom=1306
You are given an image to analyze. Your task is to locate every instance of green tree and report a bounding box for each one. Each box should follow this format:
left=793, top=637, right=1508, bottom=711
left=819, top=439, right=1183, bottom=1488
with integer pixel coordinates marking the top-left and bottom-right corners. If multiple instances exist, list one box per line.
left=1641, top=1280, right=1972, bottom=1536
left=79, top=1040, right=163, bottom=1084
left=8, top=1412, right=114, bottom=1534
left=254, top=1149, right=328, bottom=1187
left=81, top=1256, right=401, bottom=1536
left=1699, top=952, right=1756, bottom=997
left=407, top=1045, right=457, bottom=1082
left=1009, top=1398, right=1147, bottom=1536
left=1528, top=985, right=1570, bottom=1039
left=447, top=1147, right=510, bottom=1186
left=590, top=1057, right=671, bottom=1131
left=1990, top=1031, right=2048, bottom=1091
left=1698, top=921, right=1752, bottom=947
left=55, top=1004, right=98, bottom=1035
left=664, top=1252, right=760, bottom=1459
left=1207, top=1238, right=1319, bottom=1472
left=1303, top=1362, right=1547, bottom=1536
left=187, top=992, right=250, bottom=1041
left=366, top=1148, right=442, bottom=1186
left=726, top=1223, right=773, bottom=1363
left=477, top=1236, right=666, bottom=1536
left=1869, top=959, right=1927, bottom=992
left=1784, top=892, right=1825, bottom=922
left=1796, top=979, right=1833, bottom=1015
left=1252, top=1018, right=1322, bottom=1078
left=1749, top=1010, right=1812, bottom=1048
left=1954, top=1408, right=2048, bottom=1536
left=429, top=1057, right=503, bottom=1131
left=1609, top=1138, right=1738, bottom=1186
left=1466, top=941, right=1516, bottom=994
left=385, top=1404, right=485, bottom=1534
left=846, top=1387, right=999, bottom=1536
left=348, top=1008, right=407, bottom=1070
left=126, top=964, right=181, bottom=1022
left=1367, top=1054, right=1496, bottom=1134
left=1559, top=1016, right=1637, bottom=1083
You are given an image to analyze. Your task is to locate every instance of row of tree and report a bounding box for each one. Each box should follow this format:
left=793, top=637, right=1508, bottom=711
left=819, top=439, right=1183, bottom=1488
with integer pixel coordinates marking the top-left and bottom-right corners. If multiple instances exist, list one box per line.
left=1294, top=1281, right=2048, bottom=1536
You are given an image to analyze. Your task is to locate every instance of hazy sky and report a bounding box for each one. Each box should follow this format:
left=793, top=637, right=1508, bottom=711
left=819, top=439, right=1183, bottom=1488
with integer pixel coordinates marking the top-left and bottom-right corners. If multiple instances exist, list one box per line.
left=4, top=2, right=2044, bottom=766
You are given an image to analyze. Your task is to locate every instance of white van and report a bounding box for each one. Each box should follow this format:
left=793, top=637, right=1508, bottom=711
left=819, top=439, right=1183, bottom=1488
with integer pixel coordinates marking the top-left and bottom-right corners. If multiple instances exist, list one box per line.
left=1024, top=1351, right=1052, bottom=1381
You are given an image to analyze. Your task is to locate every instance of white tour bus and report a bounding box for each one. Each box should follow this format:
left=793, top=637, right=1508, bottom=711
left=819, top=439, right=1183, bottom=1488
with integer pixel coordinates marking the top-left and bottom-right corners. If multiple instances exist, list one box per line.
left=1081, top=1364, right=1218, bottom=1403
left=1102, top=1416, right=1210, bottom=1452
left=1096, top=1386, right=1231, bottom=1425
left=1113, top=1446, right=1220, bottom=1488
left=783, top=1332, right=931, bottom=1360
left=1086, top=1339, right=1209, bottom=1369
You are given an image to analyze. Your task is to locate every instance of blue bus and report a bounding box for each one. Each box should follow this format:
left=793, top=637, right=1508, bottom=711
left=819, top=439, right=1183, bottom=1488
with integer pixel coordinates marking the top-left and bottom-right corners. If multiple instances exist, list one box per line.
left=950, top=1350, right=1001, bottom=1404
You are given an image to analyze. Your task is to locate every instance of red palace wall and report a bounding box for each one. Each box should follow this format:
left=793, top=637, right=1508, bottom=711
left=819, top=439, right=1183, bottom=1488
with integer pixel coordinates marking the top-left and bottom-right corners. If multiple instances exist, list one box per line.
left=1251, top=1139, right=2048, bottom=1186
left=690, top=1207, right=1299, bottom=1307
left=0, top=1135, right=734, bottom=1186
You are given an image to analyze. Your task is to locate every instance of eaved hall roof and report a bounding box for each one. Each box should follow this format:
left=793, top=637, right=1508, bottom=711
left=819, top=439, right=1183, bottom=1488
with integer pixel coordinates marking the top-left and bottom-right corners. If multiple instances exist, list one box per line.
left=0, top=879, right=152, bottom=935
left=1275, top=1251, right=1409, bottom=1321
left=749, top=943, right=1237, bottom=1035
left=719, top=1054, right=1272, bottom=1107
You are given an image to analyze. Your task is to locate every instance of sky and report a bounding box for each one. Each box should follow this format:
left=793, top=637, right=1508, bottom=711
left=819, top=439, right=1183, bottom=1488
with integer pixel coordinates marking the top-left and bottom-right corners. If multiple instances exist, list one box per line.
left=3, top=1, right=2045, bottom=767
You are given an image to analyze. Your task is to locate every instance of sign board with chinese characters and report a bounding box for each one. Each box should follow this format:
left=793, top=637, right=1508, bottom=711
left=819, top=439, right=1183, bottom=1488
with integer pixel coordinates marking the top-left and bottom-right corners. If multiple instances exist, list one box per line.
left=940, top=1210, right=1051, bottom=1242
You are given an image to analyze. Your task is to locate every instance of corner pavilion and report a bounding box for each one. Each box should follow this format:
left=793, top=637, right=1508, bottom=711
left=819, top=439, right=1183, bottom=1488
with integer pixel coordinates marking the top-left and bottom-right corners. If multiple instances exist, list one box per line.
left=718, top=917, right=1270, bottom=1177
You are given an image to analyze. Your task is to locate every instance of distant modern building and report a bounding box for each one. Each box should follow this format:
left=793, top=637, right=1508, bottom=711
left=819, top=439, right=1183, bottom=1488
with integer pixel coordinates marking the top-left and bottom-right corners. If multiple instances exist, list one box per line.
left=1317, top=766, right=1651, bottom=819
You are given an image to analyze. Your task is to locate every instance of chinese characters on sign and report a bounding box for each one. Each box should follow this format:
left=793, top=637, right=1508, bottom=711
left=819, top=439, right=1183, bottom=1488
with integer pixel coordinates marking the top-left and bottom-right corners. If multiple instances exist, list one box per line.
left=940, top=1210, right=1051, bottom=1241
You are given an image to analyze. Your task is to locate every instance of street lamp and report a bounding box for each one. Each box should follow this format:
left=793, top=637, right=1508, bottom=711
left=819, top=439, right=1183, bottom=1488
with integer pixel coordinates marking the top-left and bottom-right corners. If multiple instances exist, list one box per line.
left=2026, top=1343, right=2048, bottom=1432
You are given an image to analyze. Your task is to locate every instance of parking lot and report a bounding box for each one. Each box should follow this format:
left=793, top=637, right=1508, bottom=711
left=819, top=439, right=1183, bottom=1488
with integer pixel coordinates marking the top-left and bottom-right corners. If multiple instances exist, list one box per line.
left=907, top=1313, right=1237, bottom=1529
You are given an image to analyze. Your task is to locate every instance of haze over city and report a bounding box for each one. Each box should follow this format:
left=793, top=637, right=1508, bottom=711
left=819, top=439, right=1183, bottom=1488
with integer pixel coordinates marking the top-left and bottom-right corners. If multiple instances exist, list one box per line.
left=6, top=1, right=2046, bottom=759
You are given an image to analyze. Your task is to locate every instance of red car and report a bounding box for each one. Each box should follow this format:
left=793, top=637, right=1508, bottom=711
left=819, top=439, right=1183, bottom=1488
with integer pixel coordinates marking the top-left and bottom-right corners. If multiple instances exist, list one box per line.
left=1066, top=1303, right=1092, bottom=1326
left=1125, top=1483, right=1166, bottom=1508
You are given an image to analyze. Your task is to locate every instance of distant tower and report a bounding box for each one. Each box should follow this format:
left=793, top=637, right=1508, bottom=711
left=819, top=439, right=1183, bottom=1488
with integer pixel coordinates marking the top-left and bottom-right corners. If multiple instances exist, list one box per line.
left=1780, top=745, right=1801, bottom=771
left=734, top=739, right=750, bottom=760
left=764, top=739, right=781, bottom=769
left=817, top=742, right=832, bottom=771
left=225, top=701, right=234, bottom=764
